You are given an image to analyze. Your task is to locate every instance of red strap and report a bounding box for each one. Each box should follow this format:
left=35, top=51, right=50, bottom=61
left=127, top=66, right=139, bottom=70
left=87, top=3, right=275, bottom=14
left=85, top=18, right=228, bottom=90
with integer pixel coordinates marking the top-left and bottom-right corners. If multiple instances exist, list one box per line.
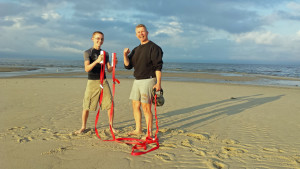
left=94, top=50, right=115, bottom=141
left=94, top=52, right=159, bottom=155
left=132, top=94, right=159, bottom=155
left=114, top=95, right=159, bottom=156
left=108, top=53, right=120, bottom=140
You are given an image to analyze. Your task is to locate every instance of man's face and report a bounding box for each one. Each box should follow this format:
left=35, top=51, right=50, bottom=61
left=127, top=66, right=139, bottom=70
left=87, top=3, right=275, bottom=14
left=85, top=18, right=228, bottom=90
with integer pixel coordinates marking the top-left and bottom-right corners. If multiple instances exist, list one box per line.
left=92, top=33, right=104, bottom=48
left=136, top=27, right=148, bottom=43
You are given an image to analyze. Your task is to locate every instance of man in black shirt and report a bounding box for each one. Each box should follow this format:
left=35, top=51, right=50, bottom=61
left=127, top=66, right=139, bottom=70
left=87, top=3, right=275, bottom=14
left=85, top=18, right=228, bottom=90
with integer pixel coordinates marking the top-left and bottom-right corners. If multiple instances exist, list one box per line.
left=76, top=31, right=117, bottom=134
left=124, top=24, right=163, bottom=137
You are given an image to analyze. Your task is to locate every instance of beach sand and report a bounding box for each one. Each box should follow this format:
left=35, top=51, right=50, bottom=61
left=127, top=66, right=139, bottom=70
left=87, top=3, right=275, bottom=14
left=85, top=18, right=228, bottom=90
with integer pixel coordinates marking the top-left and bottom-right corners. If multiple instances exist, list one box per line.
left=1, top=75, right=300, bottom=169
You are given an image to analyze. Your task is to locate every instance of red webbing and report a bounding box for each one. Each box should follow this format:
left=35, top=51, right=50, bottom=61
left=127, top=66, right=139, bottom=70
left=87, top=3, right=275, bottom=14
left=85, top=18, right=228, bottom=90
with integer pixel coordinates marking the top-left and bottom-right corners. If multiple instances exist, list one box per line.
left=94, top=52, right=159, bottom=155
left=94, top=50, right=112, bottom=140
left=115, top=94, right=159, bottom=156
left=108, top=53, right=120, bottom=140
left=94, top=51, right=119, bottom=141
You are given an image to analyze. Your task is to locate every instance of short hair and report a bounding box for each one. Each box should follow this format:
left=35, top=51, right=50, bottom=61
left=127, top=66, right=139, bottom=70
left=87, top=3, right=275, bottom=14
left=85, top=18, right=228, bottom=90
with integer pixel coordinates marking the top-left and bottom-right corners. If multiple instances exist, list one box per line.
left=135, top=24, right=147, bottom=31
left=92, top=31, right=104, bottom=37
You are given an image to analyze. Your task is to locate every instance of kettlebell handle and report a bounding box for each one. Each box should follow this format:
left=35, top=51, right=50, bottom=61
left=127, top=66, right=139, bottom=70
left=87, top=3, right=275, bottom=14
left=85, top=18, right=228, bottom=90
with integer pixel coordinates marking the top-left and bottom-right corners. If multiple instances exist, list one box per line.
left=153, top=88, right=163, bottom=95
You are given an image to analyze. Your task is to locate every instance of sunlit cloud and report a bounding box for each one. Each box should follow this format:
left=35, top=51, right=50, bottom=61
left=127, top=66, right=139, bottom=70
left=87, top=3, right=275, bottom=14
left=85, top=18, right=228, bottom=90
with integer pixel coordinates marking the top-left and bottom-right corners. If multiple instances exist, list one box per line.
left=101, top=17, right=114, bottom=21
left=41, top=11, right=61, bottom=20
left=235, top=31, right=278, bottom=45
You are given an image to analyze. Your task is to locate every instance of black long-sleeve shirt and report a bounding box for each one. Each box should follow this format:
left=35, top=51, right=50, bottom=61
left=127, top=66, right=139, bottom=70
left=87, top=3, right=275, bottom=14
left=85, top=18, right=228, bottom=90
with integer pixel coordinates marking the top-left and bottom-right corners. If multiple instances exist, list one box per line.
left=125, top=41, right=163, bottom=80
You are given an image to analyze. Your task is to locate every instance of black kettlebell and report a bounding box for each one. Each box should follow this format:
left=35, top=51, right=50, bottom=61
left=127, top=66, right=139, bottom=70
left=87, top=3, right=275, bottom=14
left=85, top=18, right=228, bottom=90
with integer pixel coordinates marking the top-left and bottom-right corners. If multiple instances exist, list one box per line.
left=152, top=88, right=164, bottom=106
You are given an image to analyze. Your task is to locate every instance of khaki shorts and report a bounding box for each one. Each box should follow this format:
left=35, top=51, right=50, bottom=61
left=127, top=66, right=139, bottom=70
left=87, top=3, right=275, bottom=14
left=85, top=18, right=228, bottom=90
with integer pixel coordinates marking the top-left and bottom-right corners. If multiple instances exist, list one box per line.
left=129, top=78, right=156, bottom=104
left=83, top=79, right=112, bottom=111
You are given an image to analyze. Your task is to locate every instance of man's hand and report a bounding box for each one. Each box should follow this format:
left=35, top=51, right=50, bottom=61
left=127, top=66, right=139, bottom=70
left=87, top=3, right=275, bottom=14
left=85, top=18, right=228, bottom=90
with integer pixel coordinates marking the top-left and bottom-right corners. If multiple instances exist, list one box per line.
left=124, top=48, right=130, bottom=56
left=153, top=84, right=161, bottom=91
left=115, top=56, right=118, bottom=65
left=96, top=54, right=104, bottom=64
left=123, top=48, right=130, bottom=66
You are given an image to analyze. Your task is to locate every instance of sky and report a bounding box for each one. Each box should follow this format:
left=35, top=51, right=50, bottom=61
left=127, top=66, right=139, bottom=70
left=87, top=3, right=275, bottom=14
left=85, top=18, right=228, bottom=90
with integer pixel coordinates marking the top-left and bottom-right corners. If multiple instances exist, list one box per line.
left=1, top=0, right=300, bottom=64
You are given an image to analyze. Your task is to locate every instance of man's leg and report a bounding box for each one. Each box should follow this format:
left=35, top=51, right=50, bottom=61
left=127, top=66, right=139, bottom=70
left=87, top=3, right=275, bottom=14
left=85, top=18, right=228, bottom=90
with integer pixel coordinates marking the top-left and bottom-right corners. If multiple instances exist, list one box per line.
left=76, top=109, right=89, bottom=134
left=128, top=100, right=143, bottom=135
left=141, top=103, right=153, bottom=137
left=102, top=80, right=118, bottom=133
left=107, top=108, right=118, bottom=133
left=107, top=108, right=113, bottom=127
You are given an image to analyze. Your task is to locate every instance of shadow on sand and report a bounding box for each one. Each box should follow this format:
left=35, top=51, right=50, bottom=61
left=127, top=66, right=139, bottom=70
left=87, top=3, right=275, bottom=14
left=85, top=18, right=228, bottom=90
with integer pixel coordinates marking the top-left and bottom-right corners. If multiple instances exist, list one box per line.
left=159, top=94, right=284, bottom=129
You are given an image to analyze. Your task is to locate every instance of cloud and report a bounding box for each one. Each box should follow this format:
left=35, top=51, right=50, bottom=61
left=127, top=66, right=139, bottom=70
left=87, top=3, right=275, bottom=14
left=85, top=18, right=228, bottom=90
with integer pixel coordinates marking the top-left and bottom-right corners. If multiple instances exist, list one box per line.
left=115, top=0, right=267, bottom=34
left=235, top=31, right=278, bottom=45
left=229, top=30, right=300, bottom=63
left=101, top=17, right=114, bottom=22
left=0, top=0, right=299, bottom=64
left=0, top=2, right=28, bottom=17
left=41, top=10, right=61, bottom=20
left=3, top=16, right=25, bottom=29
left=52, top=46, right=82, bottom=54
left=287, top=1, right=300, bottom=11
left=0, top=48, right=15, bottom=52
left=36, top=38, right=50, bottom=49
left=36, top=37, right=84, bottom=55
left=152, top=18, right=183, bottom=37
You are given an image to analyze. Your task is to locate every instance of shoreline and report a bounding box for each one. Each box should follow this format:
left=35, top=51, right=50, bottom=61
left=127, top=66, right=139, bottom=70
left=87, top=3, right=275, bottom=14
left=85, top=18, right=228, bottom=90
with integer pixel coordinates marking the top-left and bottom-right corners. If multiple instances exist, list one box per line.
left=1, top=66, right=300, bottom=80
left=1, top=69, right=299, bottom=88
left=0, top=67, right=39, bottom=72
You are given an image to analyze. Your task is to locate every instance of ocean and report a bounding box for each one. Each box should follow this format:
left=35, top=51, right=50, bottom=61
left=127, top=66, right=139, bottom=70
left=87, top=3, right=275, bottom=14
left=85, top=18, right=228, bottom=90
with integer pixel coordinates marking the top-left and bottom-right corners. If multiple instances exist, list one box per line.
left=0, top=58, right=299, bottom=87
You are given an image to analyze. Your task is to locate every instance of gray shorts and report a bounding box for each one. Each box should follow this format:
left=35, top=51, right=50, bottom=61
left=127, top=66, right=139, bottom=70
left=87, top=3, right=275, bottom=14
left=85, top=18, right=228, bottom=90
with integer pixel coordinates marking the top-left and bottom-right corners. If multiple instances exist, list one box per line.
left=83, top=79, right=112, bottom=111
left=129, top=78, right=156, bottom=104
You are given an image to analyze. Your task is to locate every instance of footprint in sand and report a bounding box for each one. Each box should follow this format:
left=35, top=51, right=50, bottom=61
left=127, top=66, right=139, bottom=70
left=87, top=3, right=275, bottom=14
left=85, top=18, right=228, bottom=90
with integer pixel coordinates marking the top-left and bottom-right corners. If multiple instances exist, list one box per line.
left=294, top=155, right=300, bottom=164
left=195, top=150, right=206, bottom=157
left=207, top=159, right=227, bottom=169
left=160, top=142, right=177, bottom=150
left=8, top=126, right=27, bottom=131
left=159, top=128, right=185, bottom=135
left=217, top=146, right=248, bottom=159
left=262, top=147, right=284, bottom=153
left=188, top=147, right=207, bottom=157
left=39, top=127, right=50, bottom=132
left=222, top=139, right=239, bottom=145
left=158, top=128, right=172, bottom=133
left=186, top=133, right=209, bottom=141
left=17, top=136, right=34, bottom=143
left=6, top=127, right=27, bottom=136
left=3, top=127, right=32, bottom=143
left=89, top=129, right=114, bottom=140
left=223, top=146, right=246, bottom=153
left=155, top=153, right=173, bottom=161
left=3, top=126, right=102, bottom=143
left=50, top=132, right=71, bottom=140
left=41, top=146, right=70, bottom=155
left=181, top=139, right=192, bottom=148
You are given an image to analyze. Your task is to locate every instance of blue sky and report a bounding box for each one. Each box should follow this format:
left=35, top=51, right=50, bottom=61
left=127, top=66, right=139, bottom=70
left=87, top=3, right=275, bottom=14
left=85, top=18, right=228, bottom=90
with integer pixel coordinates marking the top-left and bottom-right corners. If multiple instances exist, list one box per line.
left=1, top=0, right=300, bottom=64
